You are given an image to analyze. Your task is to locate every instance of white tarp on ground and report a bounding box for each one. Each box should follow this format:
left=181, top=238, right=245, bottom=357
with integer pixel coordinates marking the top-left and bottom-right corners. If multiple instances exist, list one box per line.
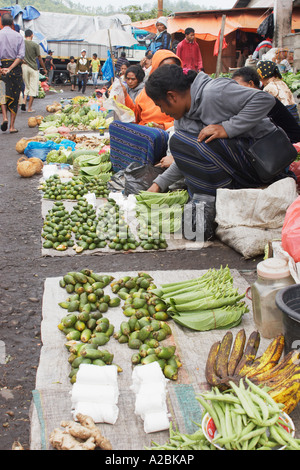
left=21, top=12, right=132, bottom=41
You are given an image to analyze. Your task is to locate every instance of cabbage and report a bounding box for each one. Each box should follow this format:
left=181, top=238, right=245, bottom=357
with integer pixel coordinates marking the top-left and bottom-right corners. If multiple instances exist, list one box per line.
left=46, top=149, right=68, bottom=163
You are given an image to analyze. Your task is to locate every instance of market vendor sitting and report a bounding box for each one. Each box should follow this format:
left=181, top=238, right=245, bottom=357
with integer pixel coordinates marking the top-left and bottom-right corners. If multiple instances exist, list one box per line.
left=108, top=49, right=182, bottom=173
left=144, top=64, right=295, bottom=197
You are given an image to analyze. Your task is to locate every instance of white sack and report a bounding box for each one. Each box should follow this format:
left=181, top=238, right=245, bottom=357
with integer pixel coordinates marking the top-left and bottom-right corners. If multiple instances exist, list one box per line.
left=135, top=393, right=168, bottom=420
left=215, top=178, right=298, bottom=259
left=72, top=402, right=119, bottom=424
left=71, top=383, right=119, bottom=405
left=76, top=364, right=118, bottom=386
left=131, top=362, right=167, bottom=390
left=143, top=411, right=170, bottom=434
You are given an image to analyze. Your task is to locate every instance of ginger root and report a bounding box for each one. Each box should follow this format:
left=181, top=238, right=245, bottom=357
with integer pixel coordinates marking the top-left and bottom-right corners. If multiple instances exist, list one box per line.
left=76, top=413, right=112, bottom=450
left=49, top=414, right=112, bottom=451
left=49, top=428, right=96, bottom=451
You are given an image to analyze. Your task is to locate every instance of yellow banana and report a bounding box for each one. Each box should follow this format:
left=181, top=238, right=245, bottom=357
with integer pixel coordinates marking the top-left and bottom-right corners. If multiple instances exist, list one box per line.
left=282, top=386, right=300, bottom=414
left=262, top=363, right=300, bottom=389
left=215, top=331, right=233, bottom=379
left=269, top=377, right=300, bottom=404
left=250, top=350, right=300, bottom=384
left=235, top=330, right=260, bottom=376
left=205, top=341, right=222, bottom=387
left=240, top=334, right=284, bottom=379
left=227, top=329, right=246, bottom=377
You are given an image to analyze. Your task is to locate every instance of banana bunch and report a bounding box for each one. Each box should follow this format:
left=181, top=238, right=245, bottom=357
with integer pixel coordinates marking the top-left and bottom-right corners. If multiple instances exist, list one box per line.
left=205, top=329, right=300, bottom=414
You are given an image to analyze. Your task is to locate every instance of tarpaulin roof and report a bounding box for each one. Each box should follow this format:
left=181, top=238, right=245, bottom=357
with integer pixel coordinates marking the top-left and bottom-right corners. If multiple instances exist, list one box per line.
left=132, top=9, right=300, bottom=41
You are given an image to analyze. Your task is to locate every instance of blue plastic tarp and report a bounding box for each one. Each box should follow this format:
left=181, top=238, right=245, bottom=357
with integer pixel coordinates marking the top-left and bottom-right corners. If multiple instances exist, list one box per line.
left=4, top=5, right=40, bottom=20
left=101, top=50, right=114, bottom=81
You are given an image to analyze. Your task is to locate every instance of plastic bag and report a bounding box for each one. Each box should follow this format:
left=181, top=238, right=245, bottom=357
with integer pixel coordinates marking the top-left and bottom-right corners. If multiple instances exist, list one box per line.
left=282, top=196, right=300, bottom=263
left=103, top=79, right=135, bottom=123
left=107, top=170, right=125, bottom=192
left=24, top=141, right=58, bottom=161
left=182, top=193, right=216, bottom=242
left=24, top=140, right=76, bottom=161
left=58, top=139, right=76, bottom=151
left=124, top=162, right=164, bottom=196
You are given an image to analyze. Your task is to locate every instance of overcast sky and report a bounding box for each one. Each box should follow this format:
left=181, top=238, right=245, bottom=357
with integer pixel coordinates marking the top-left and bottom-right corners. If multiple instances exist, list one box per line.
left=79, top=0, right=237, bottom=10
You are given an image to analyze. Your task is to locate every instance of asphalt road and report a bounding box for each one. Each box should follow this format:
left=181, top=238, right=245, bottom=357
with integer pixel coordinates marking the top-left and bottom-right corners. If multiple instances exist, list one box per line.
left=0, top=85, right=260, bottom=450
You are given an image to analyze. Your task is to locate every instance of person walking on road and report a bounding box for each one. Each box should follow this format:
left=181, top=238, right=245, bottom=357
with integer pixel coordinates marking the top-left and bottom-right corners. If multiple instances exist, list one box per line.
left=0, top=13, right=25, bottom=133
left=90, top=53, right=101, bottom=87
left=21, top=29, right=47, bottom=113
left=176, top=27, right=204, bottom=73
left=67, top=56, right=77, bottom=91
left=45, top=50, right=55, bottom=86
left=76, top=49, right=90, bottom=94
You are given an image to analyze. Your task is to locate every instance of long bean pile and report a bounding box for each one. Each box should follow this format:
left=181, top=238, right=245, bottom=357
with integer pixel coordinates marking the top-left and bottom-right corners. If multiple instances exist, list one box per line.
left=148, top=378, right=300, bottom=451
left=147, top=423, right=215, bottom=451
left=152, top=266, right=248, bottom=331
left=198, top=378, right=300, bottom=450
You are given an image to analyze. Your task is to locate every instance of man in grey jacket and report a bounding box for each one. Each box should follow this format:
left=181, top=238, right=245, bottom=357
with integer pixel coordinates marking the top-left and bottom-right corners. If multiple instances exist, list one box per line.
left=145, top=65, right=292, bottom=196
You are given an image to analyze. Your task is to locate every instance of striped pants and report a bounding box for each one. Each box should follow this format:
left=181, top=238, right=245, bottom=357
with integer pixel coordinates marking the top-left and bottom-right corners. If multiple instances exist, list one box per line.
left=169, top=131, right=291, bottom=196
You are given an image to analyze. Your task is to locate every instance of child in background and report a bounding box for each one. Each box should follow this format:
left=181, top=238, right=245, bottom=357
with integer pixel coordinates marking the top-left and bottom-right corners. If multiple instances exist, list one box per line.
left=118, top=63, right=128, bottom=84
left=90, top=53, right=101, bottom=87
left=67, top=56, right=77, bottom=91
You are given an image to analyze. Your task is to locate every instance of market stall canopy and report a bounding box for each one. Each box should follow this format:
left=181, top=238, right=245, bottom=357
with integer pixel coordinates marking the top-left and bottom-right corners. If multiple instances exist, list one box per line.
left=85, top=28, right=138, bottom=47
left=132, top=9, right=300, bottom=41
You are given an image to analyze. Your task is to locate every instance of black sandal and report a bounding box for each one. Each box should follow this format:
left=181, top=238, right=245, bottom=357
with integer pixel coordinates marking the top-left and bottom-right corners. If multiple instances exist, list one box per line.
left=1, top=121, right=8, bottom=132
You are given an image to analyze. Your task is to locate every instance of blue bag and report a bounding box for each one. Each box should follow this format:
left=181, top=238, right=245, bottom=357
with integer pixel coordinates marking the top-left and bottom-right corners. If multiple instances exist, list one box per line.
left=24, top=141, right=59, bottom=161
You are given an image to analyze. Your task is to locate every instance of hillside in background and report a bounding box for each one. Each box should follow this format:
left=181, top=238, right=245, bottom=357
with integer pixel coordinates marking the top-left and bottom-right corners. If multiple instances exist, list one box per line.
left=0, top=0, right=215, bottom=17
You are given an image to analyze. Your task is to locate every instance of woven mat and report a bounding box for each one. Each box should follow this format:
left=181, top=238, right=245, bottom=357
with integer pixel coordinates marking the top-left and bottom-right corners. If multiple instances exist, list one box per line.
left=30, top=269, right=275, bottom=450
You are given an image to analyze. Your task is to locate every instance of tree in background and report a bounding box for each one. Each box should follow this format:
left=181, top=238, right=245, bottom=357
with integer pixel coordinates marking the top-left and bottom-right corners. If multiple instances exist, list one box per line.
left=0, top=0, right=213, bottom=16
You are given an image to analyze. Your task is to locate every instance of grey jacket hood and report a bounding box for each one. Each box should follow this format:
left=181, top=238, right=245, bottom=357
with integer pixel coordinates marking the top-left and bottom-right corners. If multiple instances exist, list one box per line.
left=175, top=72, right=276, bottom=140
left=126, top=81, right=145, bottom=103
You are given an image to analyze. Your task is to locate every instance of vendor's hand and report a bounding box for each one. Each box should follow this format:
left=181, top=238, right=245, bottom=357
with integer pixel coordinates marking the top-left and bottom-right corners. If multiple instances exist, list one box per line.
left=147, top=183, right=161, bottom=193
left=197, top=124, right=228, bottom=144
left=1, top=68, right=10, bottom=75
left=149, top=122, right=164, bottom=129
left=120, top=82, right=127, bottom=97
left=156, top=155, right=174, bottom=169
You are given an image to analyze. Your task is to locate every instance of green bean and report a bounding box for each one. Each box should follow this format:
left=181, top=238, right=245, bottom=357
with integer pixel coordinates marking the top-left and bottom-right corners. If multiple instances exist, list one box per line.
left=229, top=380, right=262, bottom=424
left=212, top=401, right=227, bottom=438
left=273, top=424, right=300, bottom=450
left=245, top=377, right=282, bottom=413
left=196, top=395, right=220, bottom=431
left=239, top=427, right=267, bottom=443
left=225, top=403, right=234, bottom=443
left=249, top=392, right=270, bottom=423
left=239, top=421, right=257, bottom=439
left=269, top=425, right=288, bottom=447
left=201, top=393, right=240, bottom=405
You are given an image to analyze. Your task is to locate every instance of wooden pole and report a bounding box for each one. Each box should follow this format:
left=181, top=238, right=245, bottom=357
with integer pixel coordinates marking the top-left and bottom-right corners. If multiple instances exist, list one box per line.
left=273, top=0, right=293, bottom=48
left=215, top=15, right=226, bottom=77
left=108, top=29, right=115, bottom=79
left=157, top=0, right=163, bottom=18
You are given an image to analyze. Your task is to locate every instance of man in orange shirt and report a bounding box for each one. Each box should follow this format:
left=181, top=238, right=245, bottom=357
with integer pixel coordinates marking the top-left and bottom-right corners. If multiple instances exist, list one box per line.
left=176, top=28, right=203, bottom=73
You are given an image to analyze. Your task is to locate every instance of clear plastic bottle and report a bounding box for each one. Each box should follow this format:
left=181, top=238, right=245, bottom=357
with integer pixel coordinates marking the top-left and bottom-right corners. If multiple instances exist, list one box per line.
left=251, top=258, right=295, bottom=339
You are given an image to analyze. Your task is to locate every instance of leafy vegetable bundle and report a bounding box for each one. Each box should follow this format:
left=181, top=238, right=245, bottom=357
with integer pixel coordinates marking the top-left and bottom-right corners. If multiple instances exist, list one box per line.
left=282, top=71, right=300, bottom=92
left=73, top=153, right=112, bottom=178
left=135, top=190, right=189, bottom=234
left=152, top=266, right=248, bottom=331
